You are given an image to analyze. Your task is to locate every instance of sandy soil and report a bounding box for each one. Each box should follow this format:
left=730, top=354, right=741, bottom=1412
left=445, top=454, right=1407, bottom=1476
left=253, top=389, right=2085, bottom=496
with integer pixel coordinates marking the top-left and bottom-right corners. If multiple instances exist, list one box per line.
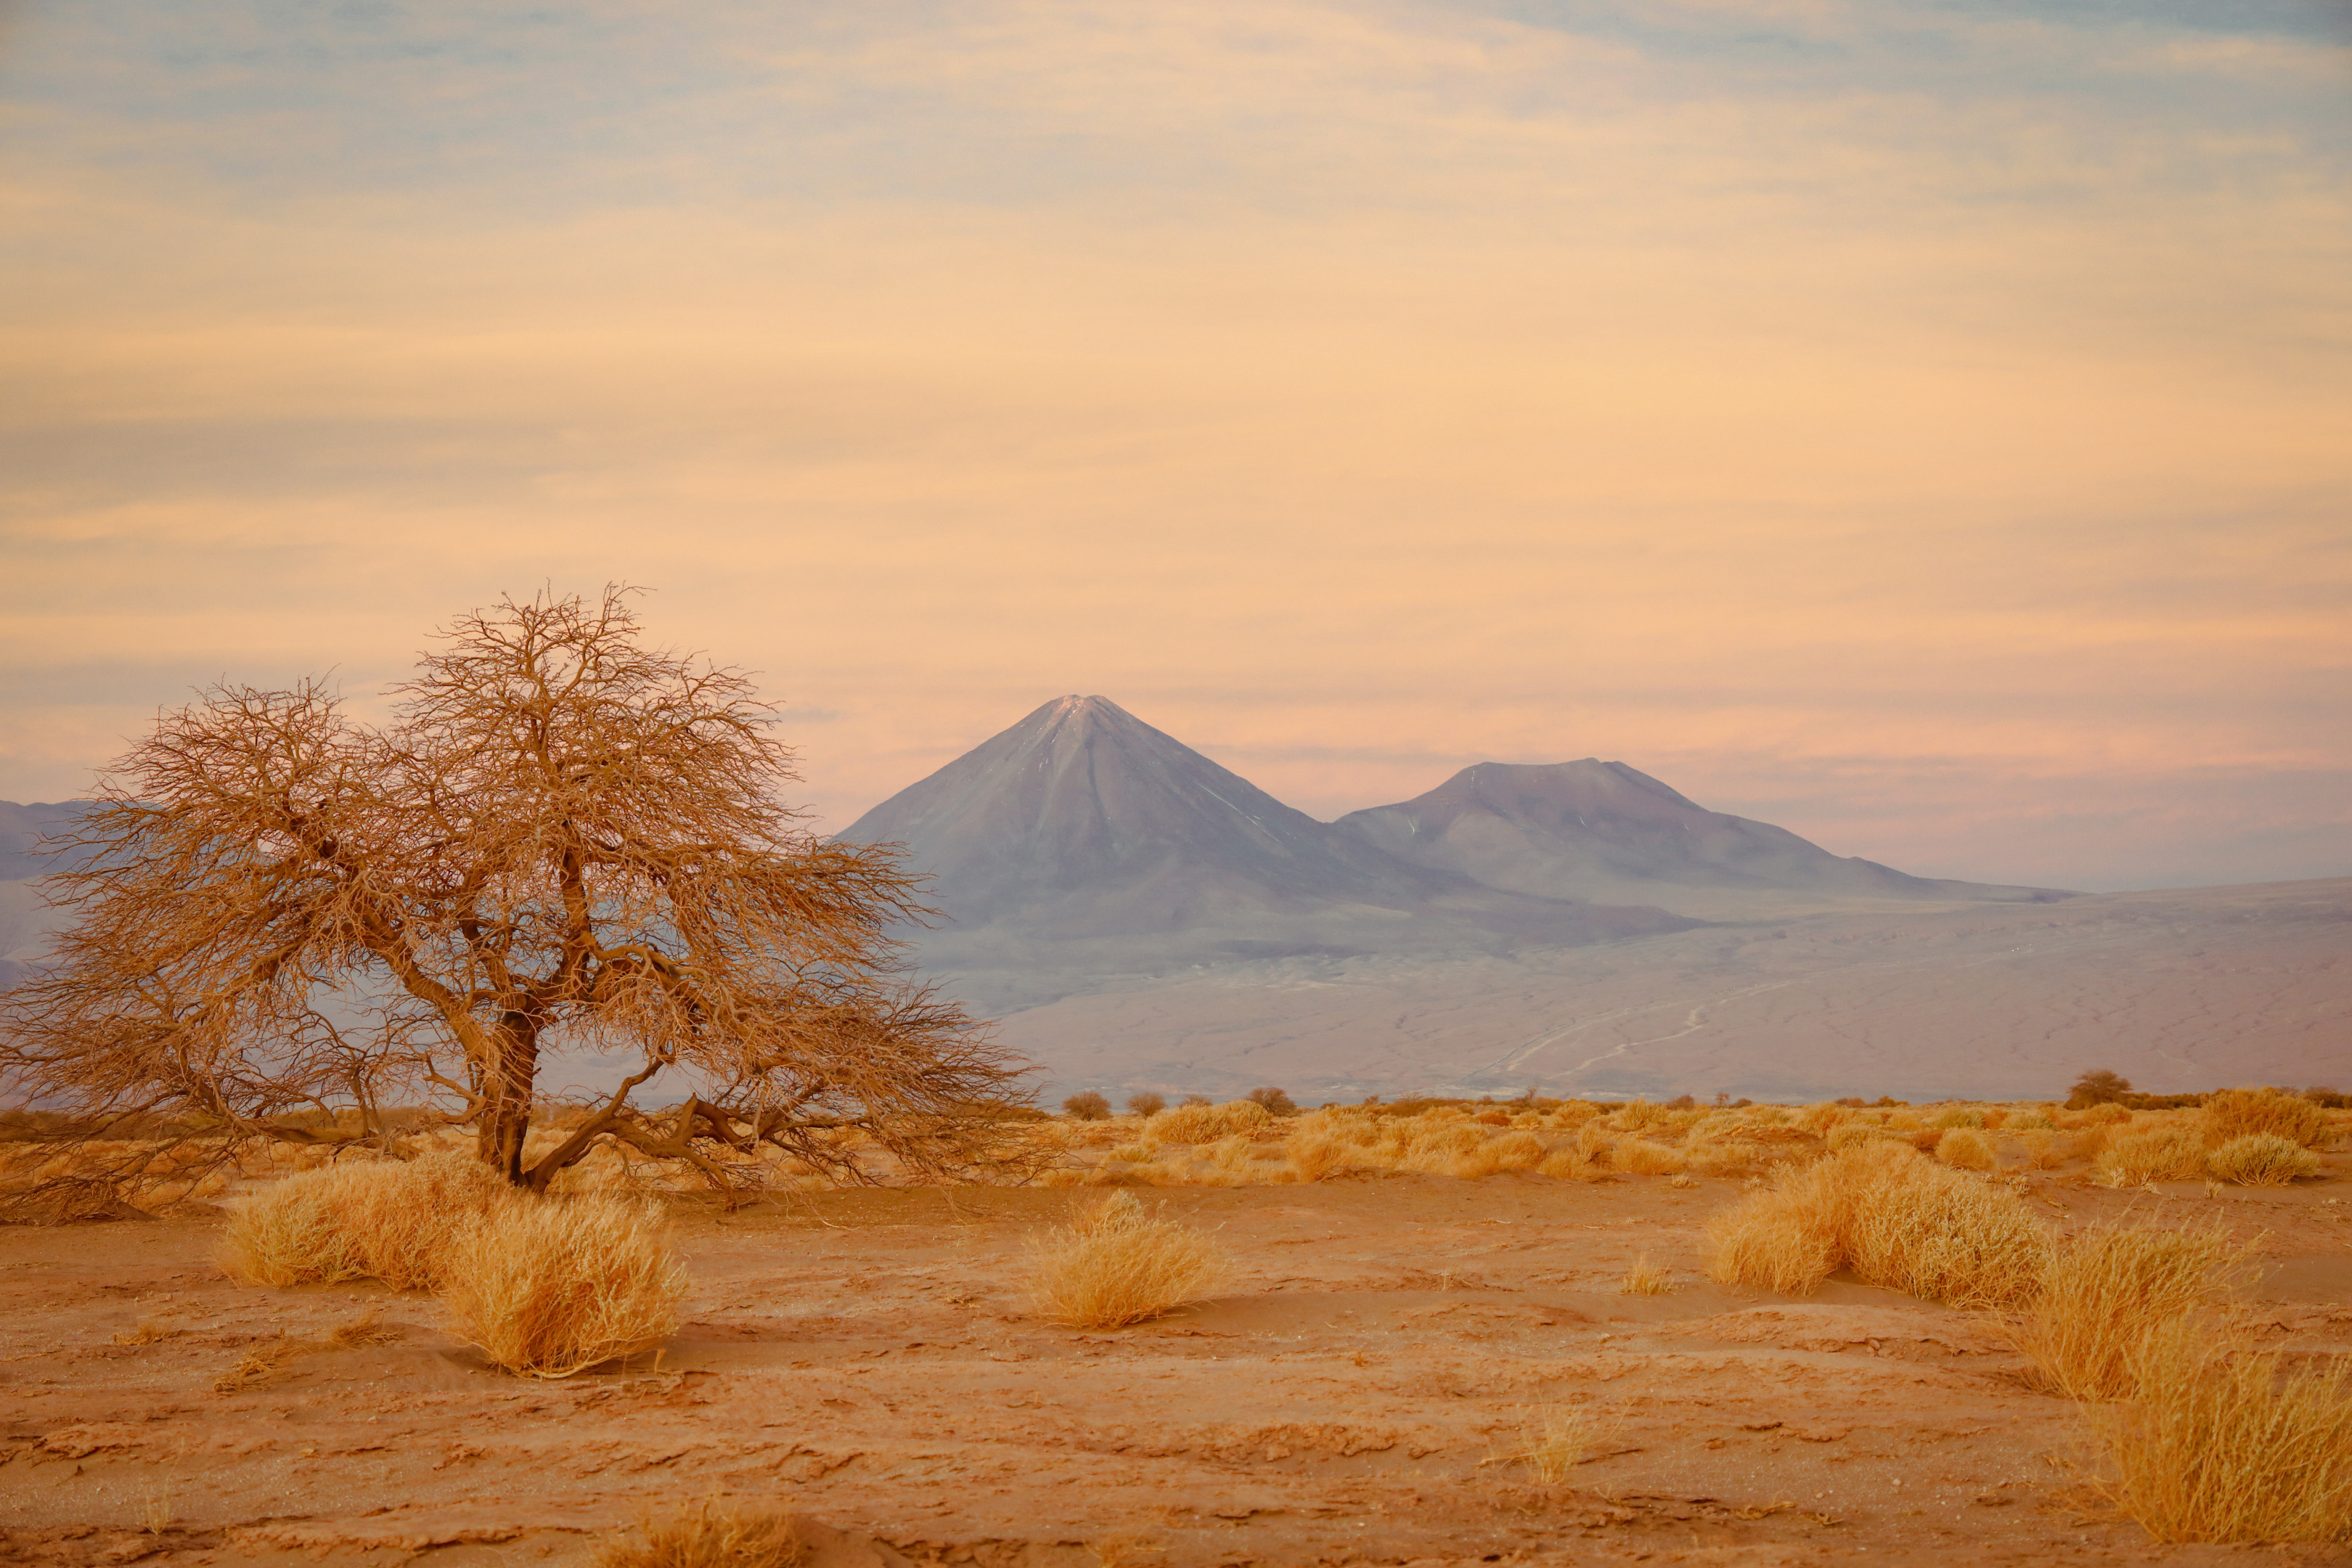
left=989, top=878, right=2352, bottom=1103
left=4, top=1170, right=2348, bottom=1568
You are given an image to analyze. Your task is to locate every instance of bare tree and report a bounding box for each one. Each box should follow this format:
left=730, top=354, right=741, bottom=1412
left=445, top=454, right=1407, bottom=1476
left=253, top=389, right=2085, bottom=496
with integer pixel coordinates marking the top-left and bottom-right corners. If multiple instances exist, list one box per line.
left=1, top=588, right=1028, bottom=1192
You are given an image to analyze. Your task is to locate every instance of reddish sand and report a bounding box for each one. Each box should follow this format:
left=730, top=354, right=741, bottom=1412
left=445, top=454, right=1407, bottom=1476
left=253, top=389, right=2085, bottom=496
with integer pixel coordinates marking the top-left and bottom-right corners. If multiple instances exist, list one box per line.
left=2, top=1173, right=2348, bottom=1567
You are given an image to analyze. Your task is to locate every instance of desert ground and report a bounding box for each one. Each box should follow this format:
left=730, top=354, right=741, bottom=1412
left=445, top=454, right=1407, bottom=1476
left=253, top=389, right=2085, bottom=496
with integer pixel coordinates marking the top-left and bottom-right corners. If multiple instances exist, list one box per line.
left=982, top=878, right=2352, bottom=1104
left=2, top=1099, right=2348, bottom=1567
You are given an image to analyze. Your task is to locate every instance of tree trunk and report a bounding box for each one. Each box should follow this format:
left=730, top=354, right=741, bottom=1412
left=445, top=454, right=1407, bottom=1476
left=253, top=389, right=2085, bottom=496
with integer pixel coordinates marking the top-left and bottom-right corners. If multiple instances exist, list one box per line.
left=475, top=1011, right=541, bottom=1185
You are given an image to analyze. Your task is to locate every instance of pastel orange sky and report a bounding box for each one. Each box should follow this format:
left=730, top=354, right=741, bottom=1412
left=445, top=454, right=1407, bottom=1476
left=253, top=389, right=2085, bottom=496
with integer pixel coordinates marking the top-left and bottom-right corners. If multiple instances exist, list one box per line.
left=2, top=0, right=2348, bottom=890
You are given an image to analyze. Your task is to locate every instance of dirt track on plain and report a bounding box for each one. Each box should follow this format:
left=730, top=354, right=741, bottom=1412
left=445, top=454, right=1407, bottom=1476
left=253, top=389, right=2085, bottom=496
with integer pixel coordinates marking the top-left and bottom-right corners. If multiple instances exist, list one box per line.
left=3, top=1172, right=2348, bottom=1567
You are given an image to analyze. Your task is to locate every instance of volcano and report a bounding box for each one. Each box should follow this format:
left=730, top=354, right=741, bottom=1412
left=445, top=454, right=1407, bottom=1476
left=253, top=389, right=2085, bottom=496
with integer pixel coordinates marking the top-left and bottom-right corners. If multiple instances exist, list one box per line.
left=838, top=698, right=1695, bottom=1008
left=1334, top=760, right=2073, bottom=919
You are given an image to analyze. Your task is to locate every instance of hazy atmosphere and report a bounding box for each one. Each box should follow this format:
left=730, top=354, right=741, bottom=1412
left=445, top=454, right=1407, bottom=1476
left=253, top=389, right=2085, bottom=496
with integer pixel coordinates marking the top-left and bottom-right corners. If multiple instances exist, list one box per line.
left=4, top=0, right=2349, bottom=890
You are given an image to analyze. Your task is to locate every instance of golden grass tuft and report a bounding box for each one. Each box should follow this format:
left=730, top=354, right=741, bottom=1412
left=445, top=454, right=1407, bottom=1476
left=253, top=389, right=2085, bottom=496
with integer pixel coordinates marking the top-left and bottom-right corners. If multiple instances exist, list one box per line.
left=441, top=1196, right=687, bottom=1377
left=595, top=1498, right=806, bottom=1568
left=1490, top=1404, right=1610, bottom=1487
left=1935, top=1127, right=1998, bottom=1170
left=2093, top=1124, right=2208, bottom=1187
left=1704, top=1140, right=2048, bottom=1308
left=1026, top=1191, right=1227, bottom=1329
left=2206, top=1133, right=2321, bottom=1185
left=2088, top=1314, right=2352, bottom=1543
left=1619, top=1254, right=1672, bottom=1294
left=2201, top=1088, right=2329, bottom=1151
left=218, top=1152, right=508, bottom=1291
left=1612, top=1138, right=1688, bottom=1176
left=1283, top=1130, right=1349, bottom=1183
left=1143, top=1100, right=1273, bottom=1146
left=2010, top=1220, right=2245, bottom=1401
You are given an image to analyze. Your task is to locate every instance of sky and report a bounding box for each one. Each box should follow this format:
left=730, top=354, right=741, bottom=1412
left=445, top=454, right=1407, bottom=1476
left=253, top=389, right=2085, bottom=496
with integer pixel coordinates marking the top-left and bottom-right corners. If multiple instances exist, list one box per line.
left=1, top=0, right=2347, bottom=892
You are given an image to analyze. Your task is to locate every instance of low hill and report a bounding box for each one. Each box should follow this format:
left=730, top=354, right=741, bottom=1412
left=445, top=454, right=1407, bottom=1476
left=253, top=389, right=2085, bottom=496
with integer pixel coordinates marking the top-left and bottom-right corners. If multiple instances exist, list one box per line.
left=1336, top=760, right=2074, bottom=919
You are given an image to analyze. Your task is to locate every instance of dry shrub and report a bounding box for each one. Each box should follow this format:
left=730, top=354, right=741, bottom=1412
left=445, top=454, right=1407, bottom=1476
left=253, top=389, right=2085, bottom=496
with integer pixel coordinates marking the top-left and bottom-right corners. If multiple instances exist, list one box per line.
left=2020, top=1130, right=2065, bottom=1169
left=2202, top=1089, right=2329, bottom=1151
left=1536, top=1148, right=1599, bottom=1180
left=1619, top=1254, right=1671, bottom=1294
left=1026, top=1191, right=1225, bottom=1329
left=1932, top=1108, right=1987, bottom=1130
left=441, top=1195, right=687, bottom=1376
left=595, top=1498, right=805, bottom=1568
left=1144, top=1100, right=1271, bottom=1146
left=1613, top=1138, right=1687, bottom=1175
left=1284, top=1131, right=1349, bottom=1183
left=1485, top=1130, right=1548, bottom=1173
left=1610, top=1099, right=1673, bottom=1132
left=2088, top=1315, right=2352, bottom=1543
left=2012, top=1220, right=2243, bottom=1402
left=1796, top=1102, right=1853, bottom=1135
left=219, top=1153, right=507, bottom=1290
left=2094, top=1125, right=2207, bottom=1188
left=1575, top=1122, right=1615, bottom=1164
left=1686, top=1139, right=1760, bottom=1176
left=2207, top=1134, right=2321, bottom=1186
left=1491, top=1404, right=1609, bottom=1487
left=1705, top=1140, right=2048, bottom=1307
left=1936, top=1127, right=1998, bottom=1171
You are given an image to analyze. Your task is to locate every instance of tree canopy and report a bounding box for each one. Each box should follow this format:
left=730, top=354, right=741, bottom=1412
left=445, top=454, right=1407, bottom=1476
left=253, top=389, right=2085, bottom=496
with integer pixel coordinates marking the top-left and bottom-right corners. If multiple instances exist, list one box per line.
left=0, top=589, right=1026, bottom=1191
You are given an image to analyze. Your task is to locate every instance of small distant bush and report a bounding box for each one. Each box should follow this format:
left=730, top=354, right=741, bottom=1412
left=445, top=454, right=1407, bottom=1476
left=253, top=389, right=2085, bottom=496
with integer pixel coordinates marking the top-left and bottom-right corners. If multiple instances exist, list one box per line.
left=1936, top=1127, right=1998, bottom=1171
left=218, top=1153, right=507, bottom=1291
left=1180, top=1094, right=1212, bottom=1106
left=2094, top=1124, right=2207, bottom=1187
left=1026, top=1191, right=1226, bottom=1329
left=2069, top=1069, right=2133, bottom=1109
left=2088, top=1315, right=2352, bottom=1543
left=2201, top=1088, right=2329, bottom=1151
left=1062, top=1093, right=1112, bottom=1121
left=1245, top=1087, right=1299, bottom=1117
left=595, top=1498, right=806, bottom=1568
left=1124, top=1092, right=1167, bottom=1119
left=1930, top=1108, right=1986, bottom=1130
left=1614, top=1138, right=1687, bottom=1176
left=2206, top=1134, right=2320, bottom=1186
left=1285, top=1130, right=1349, bottom=1183
left=441, top=1196, right=687, bottom=1377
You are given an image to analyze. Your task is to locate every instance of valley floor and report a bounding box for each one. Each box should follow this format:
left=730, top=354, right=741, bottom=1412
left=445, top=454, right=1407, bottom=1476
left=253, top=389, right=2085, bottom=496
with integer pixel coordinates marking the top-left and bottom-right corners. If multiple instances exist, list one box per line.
left=4, top=1170, right=2348, bottom=1567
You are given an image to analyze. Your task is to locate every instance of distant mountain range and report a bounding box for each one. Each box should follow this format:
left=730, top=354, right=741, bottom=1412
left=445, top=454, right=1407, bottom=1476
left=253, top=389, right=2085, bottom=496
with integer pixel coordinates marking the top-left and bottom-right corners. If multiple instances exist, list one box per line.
left=1, top=701, right=2072, bottom=1011
left=841, top=695, right=2070, bottom=1011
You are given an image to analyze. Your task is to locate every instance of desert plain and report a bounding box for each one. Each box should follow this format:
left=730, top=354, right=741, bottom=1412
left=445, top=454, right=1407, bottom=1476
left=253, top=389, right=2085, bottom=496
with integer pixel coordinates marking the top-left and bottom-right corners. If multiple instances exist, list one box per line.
left=2, top=1099, right=2348, bottom=1568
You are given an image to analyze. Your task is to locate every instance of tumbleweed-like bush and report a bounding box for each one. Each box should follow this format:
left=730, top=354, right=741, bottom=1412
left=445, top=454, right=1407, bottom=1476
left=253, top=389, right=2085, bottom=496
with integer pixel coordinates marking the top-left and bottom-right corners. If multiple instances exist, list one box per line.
left=1935, top=1127, right=1998, bottom=1170
left=441, top=1194, right=687, bottom=1376
left=218, top=1153, right=507, bottom=1290
left=2010, top=1219, right=2244, bottom=1401
left=2089, top=1313, right=2352, bottom=1543
left=2205, top=1132, right=2322, bottom=1185
left=1026, top=1191, right=1227, bottom=1329
left=1705, top=1140, right=2049, bottom=1307
left=2092, top=1124, right=2207, bottom=1188
left=2201, top=1088, right=2329, bottom=1151
left=595, top=1498, right=806, bottom=1568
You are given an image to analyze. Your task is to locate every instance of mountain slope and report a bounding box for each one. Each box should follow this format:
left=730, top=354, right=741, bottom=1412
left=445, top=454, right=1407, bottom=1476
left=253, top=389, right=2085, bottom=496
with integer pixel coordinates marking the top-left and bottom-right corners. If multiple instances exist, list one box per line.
left=839, top=698, right=1696, bottom=1008
left=1334, top=760, right=2073, bottom=918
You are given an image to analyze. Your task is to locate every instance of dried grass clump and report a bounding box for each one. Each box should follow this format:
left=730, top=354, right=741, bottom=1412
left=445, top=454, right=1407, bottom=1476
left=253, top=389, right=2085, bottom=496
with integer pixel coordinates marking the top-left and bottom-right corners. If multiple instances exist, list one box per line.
left=1619, top=1254, right=1672, bottom=1294
left=2094, top=1125, right=2207, bottom=1187
left=1613, top=1138, right=1687, bottom=1175
left=2202, top=1089, right=2329, bottom=1151
left=595, top=1498, right=806, bottom=1568
left=1484, top=1130, right=1548, bottom=1173
left=2088, top=1315, right=2352, bottom=1543
left=1935, top=1127, right=1998, bottom=1171
left=218, top=1153, right=507, bottom=1290
left=1283, top=1130, right=1349, bottom=1183
left=1705, top=1140, right=2049, bottom=1307
left=1026, top=1191, right=1226, bottom=1329
left=1144, top=1100, right=1272, bottom=1146
left=441, top=1195, right=687, bottom=1376
left=2206, top=1133, right=2321, bottom=1186
left=2011, top=1220, right=2244, bottom=1401
left=1492, top=1404, right=1609, bottom=1487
